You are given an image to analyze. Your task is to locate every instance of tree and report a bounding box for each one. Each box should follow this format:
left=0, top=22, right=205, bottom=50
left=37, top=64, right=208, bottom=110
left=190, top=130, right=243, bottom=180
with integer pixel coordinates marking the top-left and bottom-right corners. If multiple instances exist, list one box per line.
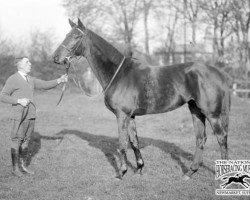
left=153, top=0, right=180, bottom=64
left=0, top=35, right=16, bottom=85
left=201, top=0, right=233, bottom=61
left=183, top=0, right=204, bottom=44
left=231, top=0, right=250, bottom=79
left=28, top=29, right=63, bottom=80
left=108, top=0, right=140, bottom=56
left=63, top=0, right=107, bottom=34
left=140, top=0, right=162, bottom=56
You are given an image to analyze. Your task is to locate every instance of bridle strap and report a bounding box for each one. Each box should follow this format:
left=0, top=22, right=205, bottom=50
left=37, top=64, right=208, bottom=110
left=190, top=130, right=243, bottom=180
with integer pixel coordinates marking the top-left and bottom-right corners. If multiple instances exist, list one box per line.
left=62, top=45, right=71, bottom=52
left=69, top=56, right=126, bottom=99
left=76, top=28, right=85, bottom=35
left=61, top=28, right=86, bottom=57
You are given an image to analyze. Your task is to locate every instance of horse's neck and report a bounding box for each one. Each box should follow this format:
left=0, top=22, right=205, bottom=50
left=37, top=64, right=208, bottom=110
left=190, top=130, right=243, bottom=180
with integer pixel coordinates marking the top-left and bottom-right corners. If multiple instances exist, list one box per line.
left=84, top=33, right=124, bottom=89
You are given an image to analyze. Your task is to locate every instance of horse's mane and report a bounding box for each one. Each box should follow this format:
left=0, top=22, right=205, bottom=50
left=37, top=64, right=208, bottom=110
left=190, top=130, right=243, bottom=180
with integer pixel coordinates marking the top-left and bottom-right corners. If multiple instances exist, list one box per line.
left=87, top=29, right=123, bottom=65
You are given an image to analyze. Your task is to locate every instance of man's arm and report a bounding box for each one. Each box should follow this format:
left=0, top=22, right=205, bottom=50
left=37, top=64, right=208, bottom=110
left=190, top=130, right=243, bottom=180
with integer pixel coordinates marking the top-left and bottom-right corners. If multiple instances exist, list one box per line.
left=0, top=77, right=18, bottom=104
left=33, top=74, right=68, bottom=90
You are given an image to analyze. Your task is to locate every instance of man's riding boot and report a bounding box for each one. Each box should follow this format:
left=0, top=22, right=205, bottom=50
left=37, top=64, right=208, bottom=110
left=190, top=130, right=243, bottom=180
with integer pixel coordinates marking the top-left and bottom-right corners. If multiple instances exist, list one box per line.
left=20, top=148, right=34, bottom=175
left=11, top=148, right=23, bottom=177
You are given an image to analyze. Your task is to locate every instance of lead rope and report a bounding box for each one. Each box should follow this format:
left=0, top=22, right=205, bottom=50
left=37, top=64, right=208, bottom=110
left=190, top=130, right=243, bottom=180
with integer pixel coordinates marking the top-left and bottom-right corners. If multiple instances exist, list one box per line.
left=71, top=63, right=103, bottom=99
left=56, top=58, right=71, bottom=106
left=103, top=56, right=126, bottom=94
left=71, top=56, right=126, bottom=100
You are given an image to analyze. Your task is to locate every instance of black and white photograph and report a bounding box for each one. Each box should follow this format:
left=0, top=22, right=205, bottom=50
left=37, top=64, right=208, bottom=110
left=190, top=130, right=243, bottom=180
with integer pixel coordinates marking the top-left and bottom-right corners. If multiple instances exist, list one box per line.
left=0, top=0, right=250, bottom=199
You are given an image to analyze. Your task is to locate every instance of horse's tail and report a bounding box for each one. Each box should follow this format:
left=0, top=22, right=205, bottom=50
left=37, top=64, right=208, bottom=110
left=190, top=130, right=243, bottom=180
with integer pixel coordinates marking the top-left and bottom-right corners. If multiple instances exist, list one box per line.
left=221, top=89, right=230, bottom=133
left=220, top=70, right=231, bottom=134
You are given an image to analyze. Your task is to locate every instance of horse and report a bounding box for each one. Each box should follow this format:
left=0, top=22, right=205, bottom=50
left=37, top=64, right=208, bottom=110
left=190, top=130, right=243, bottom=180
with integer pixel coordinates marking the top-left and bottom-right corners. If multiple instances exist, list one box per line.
left=53, top=18, right=231, bottom=179
left=221, top=174, right=250, bottom=189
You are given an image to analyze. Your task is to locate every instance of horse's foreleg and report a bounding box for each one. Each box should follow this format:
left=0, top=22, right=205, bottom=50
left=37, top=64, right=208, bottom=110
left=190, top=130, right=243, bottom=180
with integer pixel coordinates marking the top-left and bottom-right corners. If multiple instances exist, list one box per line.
left=116, top=111, right=130, bottom=178
left=128, top=116, right=144, bottom=174
left=185, top=101, right=206, bottom=179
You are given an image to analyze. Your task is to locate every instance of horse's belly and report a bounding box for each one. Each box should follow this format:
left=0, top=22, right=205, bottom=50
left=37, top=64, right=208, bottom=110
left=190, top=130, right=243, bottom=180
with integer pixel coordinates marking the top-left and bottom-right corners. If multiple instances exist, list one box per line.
left=136, top=89, right=186, bottom=115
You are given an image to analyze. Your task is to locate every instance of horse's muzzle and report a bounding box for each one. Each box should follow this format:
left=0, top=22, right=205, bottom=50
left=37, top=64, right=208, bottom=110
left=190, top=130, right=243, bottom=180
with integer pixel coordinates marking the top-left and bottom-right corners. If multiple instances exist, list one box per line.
left=64, top=56, right=73, bottom=65
left=53, top=55, right=61, bottom=64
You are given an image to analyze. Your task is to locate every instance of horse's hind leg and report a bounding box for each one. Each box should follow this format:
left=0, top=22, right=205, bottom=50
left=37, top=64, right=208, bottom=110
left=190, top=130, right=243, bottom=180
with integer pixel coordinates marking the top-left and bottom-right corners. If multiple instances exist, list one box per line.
left=128, top=116, right=144, bottom=174
left=208, top=89, right=230, bottom=160
left=242, top=181, right=250, bottom=188
left=185, top=100, right=207, bottom=178
left=208, top=115, right=228, bottom=159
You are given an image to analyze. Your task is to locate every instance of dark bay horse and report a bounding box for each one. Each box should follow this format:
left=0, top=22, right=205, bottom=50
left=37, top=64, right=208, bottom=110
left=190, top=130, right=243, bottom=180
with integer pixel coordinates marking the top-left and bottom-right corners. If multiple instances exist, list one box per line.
left=53, top=18, right=231, bottom=179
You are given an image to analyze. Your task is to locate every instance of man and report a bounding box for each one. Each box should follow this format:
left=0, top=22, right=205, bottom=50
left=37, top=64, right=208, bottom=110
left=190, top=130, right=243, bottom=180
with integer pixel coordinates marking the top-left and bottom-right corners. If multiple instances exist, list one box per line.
left=0, top=56, right=68, bottom=177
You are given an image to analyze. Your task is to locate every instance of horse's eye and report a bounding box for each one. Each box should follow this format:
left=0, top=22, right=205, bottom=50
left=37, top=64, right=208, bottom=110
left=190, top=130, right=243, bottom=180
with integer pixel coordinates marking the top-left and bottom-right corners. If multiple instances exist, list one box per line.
left=74, top=34, right=81, bottom=39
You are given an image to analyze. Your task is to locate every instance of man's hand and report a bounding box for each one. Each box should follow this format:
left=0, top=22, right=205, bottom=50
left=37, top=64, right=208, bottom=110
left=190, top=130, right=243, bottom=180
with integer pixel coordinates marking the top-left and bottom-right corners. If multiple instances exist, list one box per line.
left=57, top=74, right=68, bottom=84
left=17, top=98, right=30, bottom=107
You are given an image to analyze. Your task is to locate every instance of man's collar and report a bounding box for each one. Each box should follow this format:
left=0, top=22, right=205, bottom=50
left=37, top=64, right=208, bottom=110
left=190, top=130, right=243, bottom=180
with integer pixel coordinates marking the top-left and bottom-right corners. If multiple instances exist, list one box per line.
left=18, top=71, right=27, bottom=76
left=18, top=71, right=28, bottom=81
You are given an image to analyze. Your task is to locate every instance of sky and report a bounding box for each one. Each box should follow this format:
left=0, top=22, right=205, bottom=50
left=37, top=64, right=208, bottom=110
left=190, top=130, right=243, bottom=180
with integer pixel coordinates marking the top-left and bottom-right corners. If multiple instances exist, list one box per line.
left=0, top=0, right=70, bottom=42
left=0, top=0, right=201, bottom=54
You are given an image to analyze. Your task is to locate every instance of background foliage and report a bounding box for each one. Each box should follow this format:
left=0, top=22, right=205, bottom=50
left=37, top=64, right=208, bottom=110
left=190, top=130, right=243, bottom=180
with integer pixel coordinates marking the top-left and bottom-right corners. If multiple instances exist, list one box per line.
left=1, top=0, right=250, bottom=85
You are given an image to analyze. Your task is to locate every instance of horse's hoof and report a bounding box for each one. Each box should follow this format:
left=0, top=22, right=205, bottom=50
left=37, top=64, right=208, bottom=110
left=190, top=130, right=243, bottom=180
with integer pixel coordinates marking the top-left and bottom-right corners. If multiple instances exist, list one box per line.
left=134, top=162, right=144, bottom=175
left=122, top=169, right=127, bottom=176
left=134, top=167, right=143, bottom=175
left=182, top=174, right=191, bottom=181
left=185, top=171, right=193, bottom=177
left=116, top=169, right=127, bottom=179
left=183, top=168, right=197, bottom=180
left=115, top=174, right=123, bottom=180
left=134, top=169, right=142, bottom=175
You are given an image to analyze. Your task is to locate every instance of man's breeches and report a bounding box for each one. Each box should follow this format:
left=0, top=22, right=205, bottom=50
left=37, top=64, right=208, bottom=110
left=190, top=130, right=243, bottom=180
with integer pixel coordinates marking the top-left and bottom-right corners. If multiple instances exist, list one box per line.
left=11, top=119, right=35, bottom=143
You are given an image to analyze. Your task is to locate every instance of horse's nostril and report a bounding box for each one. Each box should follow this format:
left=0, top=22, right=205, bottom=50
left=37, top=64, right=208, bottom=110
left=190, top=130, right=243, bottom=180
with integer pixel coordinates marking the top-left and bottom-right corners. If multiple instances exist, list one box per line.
left=63, top=58, right=68, bottom=65
left=54, top=55, right=59, bottom=63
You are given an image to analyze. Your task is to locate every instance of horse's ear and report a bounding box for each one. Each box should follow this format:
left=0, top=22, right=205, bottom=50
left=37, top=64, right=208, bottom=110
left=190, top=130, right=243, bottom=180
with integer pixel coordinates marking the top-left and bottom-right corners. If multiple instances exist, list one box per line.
left=78, top=18, right=85, bottom=29
left=69, top=19, right=76, bottom=28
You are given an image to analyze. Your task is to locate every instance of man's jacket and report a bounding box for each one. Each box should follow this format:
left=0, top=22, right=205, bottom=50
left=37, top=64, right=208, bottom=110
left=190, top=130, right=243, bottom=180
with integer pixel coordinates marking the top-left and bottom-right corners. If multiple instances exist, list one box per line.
left=0, top=72, right=58, bottom=120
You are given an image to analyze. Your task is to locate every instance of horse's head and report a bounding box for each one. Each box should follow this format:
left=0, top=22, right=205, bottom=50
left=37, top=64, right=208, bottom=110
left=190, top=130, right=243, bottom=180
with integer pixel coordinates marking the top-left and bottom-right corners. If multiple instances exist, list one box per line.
left=53, top=18, right=87, bottom=65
